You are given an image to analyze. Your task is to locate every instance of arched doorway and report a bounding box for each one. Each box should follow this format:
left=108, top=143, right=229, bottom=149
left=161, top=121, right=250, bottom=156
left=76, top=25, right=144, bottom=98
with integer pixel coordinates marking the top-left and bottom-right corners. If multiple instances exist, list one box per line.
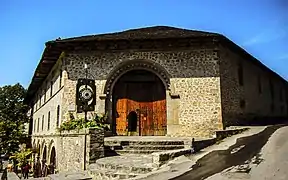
left=112, top=69, right=167, bottom=136
left=50, top=147, right=56, bottom=166
left=127, top=111, right=138, bottom=132
left=42, top=146, right=47, bottom=161
left=37, top=144, right=41, bottom=157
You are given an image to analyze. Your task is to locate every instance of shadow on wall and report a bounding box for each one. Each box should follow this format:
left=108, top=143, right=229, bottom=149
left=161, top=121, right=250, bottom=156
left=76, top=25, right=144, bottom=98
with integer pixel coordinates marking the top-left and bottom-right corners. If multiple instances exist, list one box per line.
left=226, top=114, right=288, bottom=127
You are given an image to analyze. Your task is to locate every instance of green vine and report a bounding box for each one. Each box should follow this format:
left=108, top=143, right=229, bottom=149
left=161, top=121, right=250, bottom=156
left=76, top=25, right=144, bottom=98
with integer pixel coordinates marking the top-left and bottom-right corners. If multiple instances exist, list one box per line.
left=58, top=113, right=110, bottom=132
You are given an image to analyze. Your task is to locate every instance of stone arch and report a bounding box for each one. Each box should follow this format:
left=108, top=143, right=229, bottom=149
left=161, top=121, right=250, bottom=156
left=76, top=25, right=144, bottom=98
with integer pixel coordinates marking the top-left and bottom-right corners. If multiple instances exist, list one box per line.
left=104, top=60, right=171, bottom=129
left=36, top=140, right=41, bottom=155
left=47, top=140, right=55, bottom=163
left=42, top=145, right=47, bottom=161
left=104, top=59, right=171, bottom=95
left=40, top=140, right=46, bottom=157
left=104, top=60, right=171, bottom=135
left=32, top=139, right=36, bottom=149
left=50, top=146, right=56, bottom=169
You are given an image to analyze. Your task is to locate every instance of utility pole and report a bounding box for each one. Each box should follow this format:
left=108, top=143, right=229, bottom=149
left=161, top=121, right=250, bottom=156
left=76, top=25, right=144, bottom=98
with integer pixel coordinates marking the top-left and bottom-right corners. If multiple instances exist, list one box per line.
left=84, top=63, right=88, bottom=123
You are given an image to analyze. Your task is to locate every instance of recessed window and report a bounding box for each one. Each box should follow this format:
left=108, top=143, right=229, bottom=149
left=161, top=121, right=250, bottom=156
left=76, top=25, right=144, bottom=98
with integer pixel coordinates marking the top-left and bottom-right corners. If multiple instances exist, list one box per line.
left=42, top=115, right=44, bottom=131
left=47, top=111, right=50, bottom=131
left=238, top=63, right=244, bottom=86
left=59, top=70, right=62, bottom=88
left=50, top=81, right=53, bottom=97
left=39, top=94, right=41, bottom=107
left=56, top=105, right=60, bottom=127
left=43, top=89, right=46, bottom=103
left=33, top=119, right=36, bottom=132
left=37, top=118, right=40, bottom=132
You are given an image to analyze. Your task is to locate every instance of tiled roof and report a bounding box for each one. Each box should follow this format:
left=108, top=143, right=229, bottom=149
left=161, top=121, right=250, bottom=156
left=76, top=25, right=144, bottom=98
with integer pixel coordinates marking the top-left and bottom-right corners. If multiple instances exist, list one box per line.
left=47, top=26, right=219, bottom=43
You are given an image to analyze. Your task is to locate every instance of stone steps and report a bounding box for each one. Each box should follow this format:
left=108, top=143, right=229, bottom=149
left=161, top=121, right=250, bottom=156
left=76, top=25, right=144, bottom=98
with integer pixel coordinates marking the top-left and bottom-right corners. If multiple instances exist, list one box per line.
left=104, top=137, right=189, bottom=155
left=113, top=149, right=164, bottom=155
left=96, top=136, right=193, bottom=179
left=89, top=169, right=139, bottom=180
left=89, top=154, right=156, bottom=179
left=122, top=144, right=185, bottom=150
left=105, top=140, right=186, bottom=146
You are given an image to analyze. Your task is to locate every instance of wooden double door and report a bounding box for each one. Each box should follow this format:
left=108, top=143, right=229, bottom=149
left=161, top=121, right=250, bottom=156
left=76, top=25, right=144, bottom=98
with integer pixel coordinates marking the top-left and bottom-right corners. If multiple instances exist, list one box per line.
left=112, top=70, right=167, bottom=136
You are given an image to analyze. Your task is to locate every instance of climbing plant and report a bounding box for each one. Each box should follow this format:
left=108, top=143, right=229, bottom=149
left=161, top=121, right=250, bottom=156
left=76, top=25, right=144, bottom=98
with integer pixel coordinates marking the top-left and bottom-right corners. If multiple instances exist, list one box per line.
left=58, top=113, right=110, bottom=132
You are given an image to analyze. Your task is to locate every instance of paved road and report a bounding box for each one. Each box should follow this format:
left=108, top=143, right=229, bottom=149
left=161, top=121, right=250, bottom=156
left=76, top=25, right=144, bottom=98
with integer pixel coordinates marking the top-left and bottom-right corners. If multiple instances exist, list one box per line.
left=173, top=124, right=288, bottom=180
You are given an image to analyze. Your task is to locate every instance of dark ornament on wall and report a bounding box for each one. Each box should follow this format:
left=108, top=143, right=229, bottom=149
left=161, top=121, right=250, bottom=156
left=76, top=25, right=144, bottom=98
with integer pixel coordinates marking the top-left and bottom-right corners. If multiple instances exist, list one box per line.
left=76, top=78, right=96, bottom=113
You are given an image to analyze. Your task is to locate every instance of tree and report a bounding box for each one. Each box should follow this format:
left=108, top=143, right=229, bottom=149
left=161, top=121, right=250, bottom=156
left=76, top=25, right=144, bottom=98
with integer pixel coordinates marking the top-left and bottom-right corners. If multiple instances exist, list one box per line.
left=0, top=83, right=29, bottom=154
left=10, top=144, right=32, bottom=167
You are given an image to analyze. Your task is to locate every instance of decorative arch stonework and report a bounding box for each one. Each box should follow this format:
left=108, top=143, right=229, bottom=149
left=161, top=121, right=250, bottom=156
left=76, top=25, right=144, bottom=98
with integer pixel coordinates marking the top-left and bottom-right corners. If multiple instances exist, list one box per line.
left=103, top=59, right=171, bottom=135
left=32, top=139, right=36, bottom=149
left=40, top=140, right=46, bottom=156
left=104, top=59, right=171, bottom=95
left=47, top=140, right=55, bottom=163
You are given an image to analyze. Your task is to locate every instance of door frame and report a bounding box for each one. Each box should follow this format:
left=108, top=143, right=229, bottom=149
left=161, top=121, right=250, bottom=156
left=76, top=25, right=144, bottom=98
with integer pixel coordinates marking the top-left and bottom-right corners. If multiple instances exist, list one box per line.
left=104, top=60, right=171, bottom=135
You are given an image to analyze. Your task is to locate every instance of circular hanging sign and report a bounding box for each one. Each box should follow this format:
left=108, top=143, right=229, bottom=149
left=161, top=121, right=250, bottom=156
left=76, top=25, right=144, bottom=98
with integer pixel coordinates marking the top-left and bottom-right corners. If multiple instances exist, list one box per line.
left=79, top=88, right=93, bottom=101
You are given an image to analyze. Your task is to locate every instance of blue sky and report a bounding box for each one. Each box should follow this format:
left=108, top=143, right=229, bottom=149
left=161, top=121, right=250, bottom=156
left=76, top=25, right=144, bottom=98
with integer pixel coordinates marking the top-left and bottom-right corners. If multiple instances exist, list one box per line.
left=0, top=0, right=287, bottom=87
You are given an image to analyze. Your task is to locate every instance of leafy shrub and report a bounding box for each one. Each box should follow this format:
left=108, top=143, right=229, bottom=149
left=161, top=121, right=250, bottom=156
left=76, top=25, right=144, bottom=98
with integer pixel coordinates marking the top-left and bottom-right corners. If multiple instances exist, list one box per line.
left=58, top=113, right=110, bottom=132
left=9, top=144, right=32, bottom=167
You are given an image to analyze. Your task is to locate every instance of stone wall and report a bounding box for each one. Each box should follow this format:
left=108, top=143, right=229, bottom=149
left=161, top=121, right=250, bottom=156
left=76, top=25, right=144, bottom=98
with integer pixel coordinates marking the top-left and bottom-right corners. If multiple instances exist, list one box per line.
left=219, top=45, right=288, bottom=127
left=62, top=48, right=222, bottom=138
left=32, top=62, right=64, bottom=136
left=31, top=128, right=104, bottom=173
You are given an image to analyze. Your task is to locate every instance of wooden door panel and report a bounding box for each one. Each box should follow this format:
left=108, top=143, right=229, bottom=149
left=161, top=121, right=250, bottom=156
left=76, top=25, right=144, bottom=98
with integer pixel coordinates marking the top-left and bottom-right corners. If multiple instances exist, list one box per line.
left=115, top=83, right=128, bottom=136
left=114, top=76, right=167, bottom=136
left=116, top=98, right=127, bottom=135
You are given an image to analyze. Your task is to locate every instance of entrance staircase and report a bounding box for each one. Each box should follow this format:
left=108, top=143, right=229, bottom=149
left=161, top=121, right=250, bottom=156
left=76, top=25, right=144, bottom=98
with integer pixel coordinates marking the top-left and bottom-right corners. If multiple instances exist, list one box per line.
left=104, top=136, right=190, bottom=155
left=89, top=136, right=192, bottom=179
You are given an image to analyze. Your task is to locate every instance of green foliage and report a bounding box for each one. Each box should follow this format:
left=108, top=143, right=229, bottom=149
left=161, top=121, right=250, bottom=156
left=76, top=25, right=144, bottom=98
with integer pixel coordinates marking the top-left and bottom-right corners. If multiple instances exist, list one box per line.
left=0, top=83, right=29, bottom=154
left=58, top=113, right=110, bottom=132
left=9, top=144, right=32, bottom=167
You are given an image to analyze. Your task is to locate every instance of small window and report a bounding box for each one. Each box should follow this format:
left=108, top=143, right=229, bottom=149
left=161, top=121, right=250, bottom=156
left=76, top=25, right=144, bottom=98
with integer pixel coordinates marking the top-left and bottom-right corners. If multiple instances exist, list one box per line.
left=39, top=94, right=41, bottom=107
left=47, top=111, right=50, bottom=131
left=56, top=105, right=60, bottom=127
left=257, top=75, right=262, bottom=94
left=42, top=115, right=44, bottom=131
left=33, top=119, right=36, bottom=132
left=240, top=99, right=246, bottom=109
left=37, top=118, right=40, bottom=132
left=238, top=63, right=244, bottom=86
left=59, top=70, right=62, bottom=88
left=43, top=89, right=46, bottom=103
left=50, top=81, right=53, bottom=97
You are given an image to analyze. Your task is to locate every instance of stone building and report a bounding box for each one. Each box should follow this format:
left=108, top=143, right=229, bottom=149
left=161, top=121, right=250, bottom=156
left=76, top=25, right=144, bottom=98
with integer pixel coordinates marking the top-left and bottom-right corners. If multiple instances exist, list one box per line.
left=25, top=26, right=288, bottom=171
